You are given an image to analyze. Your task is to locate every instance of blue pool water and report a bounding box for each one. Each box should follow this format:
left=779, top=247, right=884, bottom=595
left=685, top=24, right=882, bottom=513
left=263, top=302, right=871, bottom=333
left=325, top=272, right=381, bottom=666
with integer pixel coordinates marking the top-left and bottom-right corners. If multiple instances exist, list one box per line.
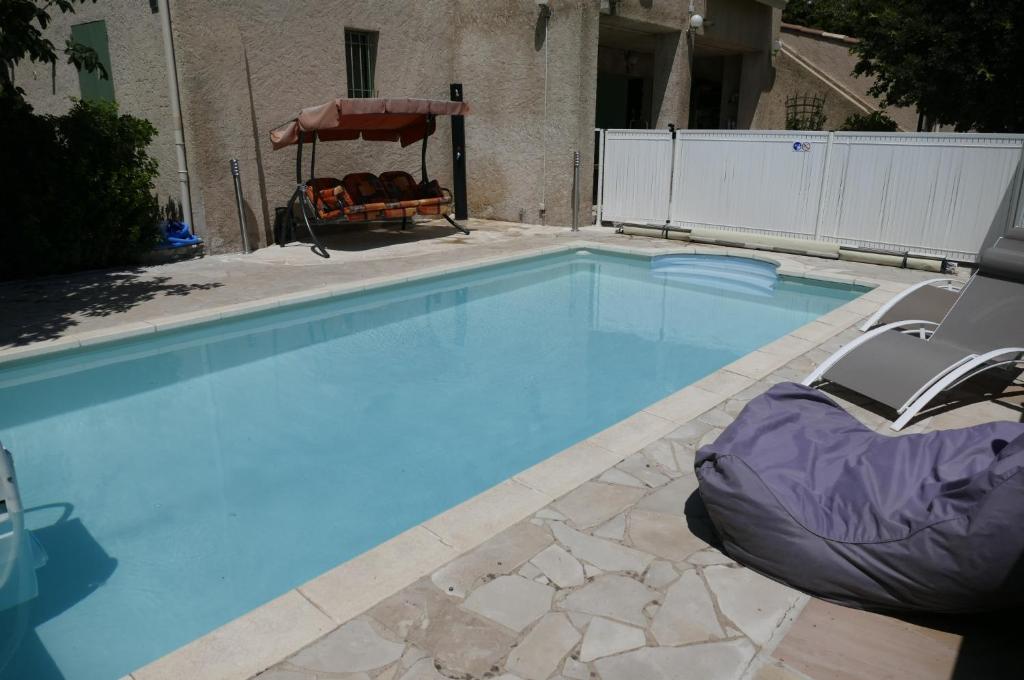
left=0, top=250, right=864, bottom=680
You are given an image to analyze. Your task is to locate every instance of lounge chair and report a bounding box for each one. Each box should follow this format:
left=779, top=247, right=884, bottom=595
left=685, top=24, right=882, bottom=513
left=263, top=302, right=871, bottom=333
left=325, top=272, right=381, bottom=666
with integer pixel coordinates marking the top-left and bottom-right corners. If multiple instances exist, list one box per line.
left=859, top=230, right=1024, bottom=331
left=858, top=277, right=963, bottom=331
left=802, top=235, right=1024, bottom=430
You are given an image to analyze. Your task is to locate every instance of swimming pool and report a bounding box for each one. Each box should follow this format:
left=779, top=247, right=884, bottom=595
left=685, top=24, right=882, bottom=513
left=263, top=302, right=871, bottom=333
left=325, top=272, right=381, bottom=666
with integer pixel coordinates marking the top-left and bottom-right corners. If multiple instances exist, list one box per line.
left=0, top=249, right=864, bottom=680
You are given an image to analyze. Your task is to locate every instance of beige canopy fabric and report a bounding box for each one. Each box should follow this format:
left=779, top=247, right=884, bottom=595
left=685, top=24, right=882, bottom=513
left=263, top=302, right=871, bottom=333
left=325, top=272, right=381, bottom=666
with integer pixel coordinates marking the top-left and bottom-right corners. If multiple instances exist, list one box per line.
left=270, top=97, right=470, bottom=150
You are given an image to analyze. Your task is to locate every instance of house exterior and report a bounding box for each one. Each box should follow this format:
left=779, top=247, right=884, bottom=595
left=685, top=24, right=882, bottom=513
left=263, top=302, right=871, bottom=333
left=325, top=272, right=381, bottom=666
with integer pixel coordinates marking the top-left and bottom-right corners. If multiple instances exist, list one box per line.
left=18, top=0, right=792, bottom=254
left=756, top=23, right=919, bottom=131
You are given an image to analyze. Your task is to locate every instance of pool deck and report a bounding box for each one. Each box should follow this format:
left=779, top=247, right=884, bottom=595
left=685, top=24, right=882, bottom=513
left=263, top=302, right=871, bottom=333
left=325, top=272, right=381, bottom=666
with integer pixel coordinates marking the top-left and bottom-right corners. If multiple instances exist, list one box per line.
left=2, top=220, right=1021, bottom=680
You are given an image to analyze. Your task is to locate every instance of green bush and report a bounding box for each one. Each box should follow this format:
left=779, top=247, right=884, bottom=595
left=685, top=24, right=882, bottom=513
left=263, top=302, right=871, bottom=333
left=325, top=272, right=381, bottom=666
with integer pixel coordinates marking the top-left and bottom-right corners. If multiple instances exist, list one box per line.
left=0, top=99, right=160, bottom=280
left=838, top=111, right=899, bottom=132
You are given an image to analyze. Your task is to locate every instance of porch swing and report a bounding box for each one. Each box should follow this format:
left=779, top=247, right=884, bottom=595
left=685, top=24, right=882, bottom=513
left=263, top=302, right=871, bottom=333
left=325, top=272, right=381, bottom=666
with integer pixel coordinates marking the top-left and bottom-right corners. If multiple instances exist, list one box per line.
left=269, top=97, right=471, bottom=257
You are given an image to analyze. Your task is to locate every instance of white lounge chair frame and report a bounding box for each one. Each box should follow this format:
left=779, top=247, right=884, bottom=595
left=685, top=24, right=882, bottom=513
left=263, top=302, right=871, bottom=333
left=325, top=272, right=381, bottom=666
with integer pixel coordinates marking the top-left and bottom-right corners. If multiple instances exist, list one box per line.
left=803, top=320, right=1024, bottom=430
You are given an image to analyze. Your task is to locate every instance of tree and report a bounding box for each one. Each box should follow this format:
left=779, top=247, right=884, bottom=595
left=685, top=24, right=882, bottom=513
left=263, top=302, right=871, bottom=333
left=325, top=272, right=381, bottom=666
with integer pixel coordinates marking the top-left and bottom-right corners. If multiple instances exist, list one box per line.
left=0, top=99, right=161, bottom=279
left=783, top=0, right=856, bottom=35
left=838, top=110, right=899, bottom=131
left=785, top=2, right=1024, bottom=132
left=848, top=1, right=1023, bottom=132
left=0, top=0, right=106, bottom=104
left=0, top=1, right=160, bottom=278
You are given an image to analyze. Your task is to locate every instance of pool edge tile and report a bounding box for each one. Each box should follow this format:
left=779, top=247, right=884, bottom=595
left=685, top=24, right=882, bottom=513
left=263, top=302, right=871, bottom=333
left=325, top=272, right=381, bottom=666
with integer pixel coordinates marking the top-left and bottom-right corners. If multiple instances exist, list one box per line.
left=757, top=335, right=817, bottom=359
left=270, top=287, right=334, bottom=308
left=149, top=309, right=225, bottom=332
left=691, top=369, right=754, bottom=399
left=644, top=385, right=726, bottom=424
left=513, top=439, right=623, bottom=499
left=790, top=319, right=843, bottom=343
left=0, top=336, right=82, bottom=365
left=794, top=272, right=858, bottom=285
left=298, top=525, right=459, bottom=625
left=213, top=298, right=281, bottom=318
left=815, top=307, right=865, bottom=330
left=422, top=479, right=551, bottom=552
left=73, top=321, right=157, bottom=347
left=723, top=349, right=792, bottom=381
left=589, top=410, right=678, bottom=456
left=131, top=590, right=334, bottom=680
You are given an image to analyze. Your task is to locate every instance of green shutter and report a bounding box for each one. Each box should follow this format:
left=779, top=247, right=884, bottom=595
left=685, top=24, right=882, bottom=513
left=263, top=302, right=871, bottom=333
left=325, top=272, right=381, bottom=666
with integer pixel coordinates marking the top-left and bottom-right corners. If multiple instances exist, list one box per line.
left=71, top=21, right=115, bottom=103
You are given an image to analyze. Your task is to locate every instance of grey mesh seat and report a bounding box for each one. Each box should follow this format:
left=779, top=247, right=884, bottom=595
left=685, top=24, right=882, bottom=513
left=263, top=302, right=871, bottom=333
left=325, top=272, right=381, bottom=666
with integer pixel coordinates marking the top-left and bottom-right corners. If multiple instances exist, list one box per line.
left=858, top=280, right=962, bottom=331
left=803, top=234, right=1024, bottom=430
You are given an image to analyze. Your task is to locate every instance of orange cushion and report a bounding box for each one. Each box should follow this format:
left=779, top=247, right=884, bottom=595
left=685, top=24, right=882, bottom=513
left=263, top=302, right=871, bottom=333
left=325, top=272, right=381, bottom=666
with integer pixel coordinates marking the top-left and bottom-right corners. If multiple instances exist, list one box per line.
left=342, top=173, right=389, bottom=205
left=380, top=171, right=420, bottom=202
left=304, top=178, right=345, bottom=220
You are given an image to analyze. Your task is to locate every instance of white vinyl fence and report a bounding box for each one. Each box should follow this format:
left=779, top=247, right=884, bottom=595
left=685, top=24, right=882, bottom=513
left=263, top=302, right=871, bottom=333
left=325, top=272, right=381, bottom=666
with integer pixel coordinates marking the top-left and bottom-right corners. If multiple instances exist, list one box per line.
left=598, top=129, right=1024, bottom=261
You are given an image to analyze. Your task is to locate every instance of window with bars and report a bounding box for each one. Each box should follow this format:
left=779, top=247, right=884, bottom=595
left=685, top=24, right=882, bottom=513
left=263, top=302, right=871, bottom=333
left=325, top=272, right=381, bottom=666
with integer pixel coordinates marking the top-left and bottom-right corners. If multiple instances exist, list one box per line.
left=345, top=29, right=378, bottom=98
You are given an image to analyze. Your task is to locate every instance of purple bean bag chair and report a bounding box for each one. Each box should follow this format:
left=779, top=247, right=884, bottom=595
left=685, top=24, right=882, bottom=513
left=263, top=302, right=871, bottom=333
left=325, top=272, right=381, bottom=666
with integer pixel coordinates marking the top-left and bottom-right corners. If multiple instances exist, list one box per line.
left=695, top=382, right=1024, bottom=613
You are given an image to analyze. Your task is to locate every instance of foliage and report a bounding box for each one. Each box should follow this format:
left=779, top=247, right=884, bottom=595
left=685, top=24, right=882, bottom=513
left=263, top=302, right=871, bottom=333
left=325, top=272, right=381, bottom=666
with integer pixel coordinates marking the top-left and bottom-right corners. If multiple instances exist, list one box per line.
left=786, top=1, right=1024, bottom=132
left=847, top=0, right=1024, bottom=132
left=0, top=0, right=106, bottom=104
left=782, top=0, right=857, bottom=35
left=838, top=110, right=899, bottom=131
left=0, top=99, right=161, bottom=280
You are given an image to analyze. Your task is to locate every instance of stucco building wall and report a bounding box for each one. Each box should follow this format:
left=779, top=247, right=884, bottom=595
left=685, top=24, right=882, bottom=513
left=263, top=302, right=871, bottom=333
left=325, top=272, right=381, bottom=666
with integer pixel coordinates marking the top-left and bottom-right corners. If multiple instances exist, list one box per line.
left=166, top=1, right=459, bottom=252
left=167, top=0, right=599, bottom=251
left=452, top=1, right=598, bottom=226
left=750, top=50, right=864, bottom=130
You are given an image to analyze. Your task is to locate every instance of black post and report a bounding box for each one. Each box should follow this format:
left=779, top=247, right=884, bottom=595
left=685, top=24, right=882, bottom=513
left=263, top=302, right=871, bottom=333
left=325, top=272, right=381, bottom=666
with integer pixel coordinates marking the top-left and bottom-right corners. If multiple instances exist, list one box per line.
left=450, top=83, right=468, bottom=220
left=421, top=114, right=432, bottom=183
left=310, top=135, right=317, bottom=180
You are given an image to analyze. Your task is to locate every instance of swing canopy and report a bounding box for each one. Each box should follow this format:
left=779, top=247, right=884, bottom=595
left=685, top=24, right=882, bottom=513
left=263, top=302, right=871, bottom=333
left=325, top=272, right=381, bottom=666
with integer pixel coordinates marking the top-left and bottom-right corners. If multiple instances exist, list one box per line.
left=270, top=97, right=470, bottom=150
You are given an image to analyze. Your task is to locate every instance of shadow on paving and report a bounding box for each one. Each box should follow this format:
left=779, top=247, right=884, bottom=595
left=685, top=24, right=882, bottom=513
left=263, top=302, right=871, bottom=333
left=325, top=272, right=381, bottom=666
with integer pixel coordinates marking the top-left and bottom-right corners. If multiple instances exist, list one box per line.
left=683, top=490, right=725, bottom=551
left=286, top=219, right=472, bottom=254
left=0, top=269, right=223, bottom=347
left=819, top=372, right=1024, bottom=429
left=909, top=606, right=1024, bottom=679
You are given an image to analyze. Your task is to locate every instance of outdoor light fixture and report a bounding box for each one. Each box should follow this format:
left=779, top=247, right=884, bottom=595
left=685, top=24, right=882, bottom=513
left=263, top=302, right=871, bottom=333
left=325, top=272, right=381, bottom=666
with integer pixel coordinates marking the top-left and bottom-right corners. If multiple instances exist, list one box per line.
left=687, top=0, right=705, bottom=33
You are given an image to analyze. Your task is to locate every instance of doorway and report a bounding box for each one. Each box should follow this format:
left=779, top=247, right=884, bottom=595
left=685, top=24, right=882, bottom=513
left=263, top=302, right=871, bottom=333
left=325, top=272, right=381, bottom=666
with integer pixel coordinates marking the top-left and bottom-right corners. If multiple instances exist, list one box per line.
left=688, top=54, right=742, bottom=129
left=596, top=73, right=650, bottom=129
